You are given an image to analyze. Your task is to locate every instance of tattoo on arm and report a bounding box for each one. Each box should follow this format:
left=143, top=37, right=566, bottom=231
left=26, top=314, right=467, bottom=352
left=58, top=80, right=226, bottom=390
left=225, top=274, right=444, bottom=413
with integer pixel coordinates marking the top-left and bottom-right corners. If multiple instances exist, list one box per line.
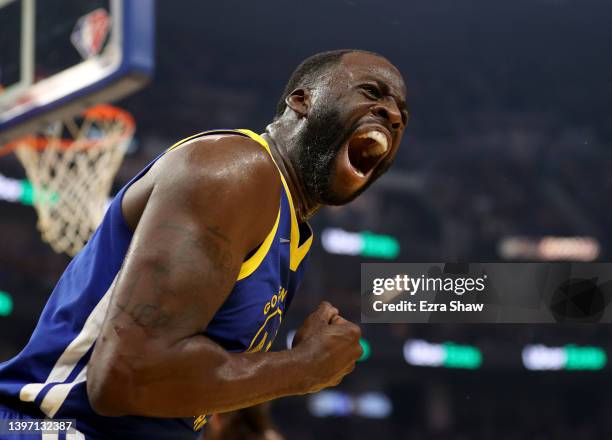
left=108, top=221, right=236, bottom=333
left=128, top=303, right=172, bottom=329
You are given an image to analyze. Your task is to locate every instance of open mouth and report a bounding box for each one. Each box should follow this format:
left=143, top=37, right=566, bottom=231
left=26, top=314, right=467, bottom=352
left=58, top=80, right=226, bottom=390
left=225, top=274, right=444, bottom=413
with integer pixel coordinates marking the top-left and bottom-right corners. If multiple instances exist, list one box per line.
left=347, top=130, right=390, bottom=176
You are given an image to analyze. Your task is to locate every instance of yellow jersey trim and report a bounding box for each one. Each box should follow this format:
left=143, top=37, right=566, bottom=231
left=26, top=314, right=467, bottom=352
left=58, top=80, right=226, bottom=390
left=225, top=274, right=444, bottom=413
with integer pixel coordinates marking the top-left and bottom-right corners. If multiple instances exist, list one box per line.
left=281, top=177, right=314, bottom=271
left=166, top=131, right=209, bottom=152
left=236, top=209, right=280, bottom=281
left=236, top=130, right=313, bottom=271
left=193, top=414, right=207, bottom=431
left=163, top=129, right=312, bottom=278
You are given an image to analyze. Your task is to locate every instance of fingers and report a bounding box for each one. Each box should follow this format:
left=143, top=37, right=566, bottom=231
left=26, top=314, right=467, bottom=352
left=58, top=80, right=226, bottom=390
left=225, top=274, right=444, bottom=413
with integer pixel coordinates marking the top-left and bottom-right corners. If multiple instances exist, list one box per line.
left=330, top=316, right=362, bottom=341
left=340, top=360, right=357, bottom=376
left=330, top=315, right=348, bottom=325
left=355, top=340, right=364, bottom=360
left=315, top=301, right=339, bottom=324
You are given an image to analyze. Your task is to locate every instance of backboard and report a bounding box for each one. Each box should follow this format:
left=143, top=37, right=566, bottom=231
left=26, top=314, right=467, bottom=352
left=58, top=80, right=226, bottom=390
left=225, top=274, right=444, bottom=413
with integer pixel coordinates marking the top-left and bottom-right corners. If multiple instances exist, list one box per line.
left=0, top=0, right=154, bottom=144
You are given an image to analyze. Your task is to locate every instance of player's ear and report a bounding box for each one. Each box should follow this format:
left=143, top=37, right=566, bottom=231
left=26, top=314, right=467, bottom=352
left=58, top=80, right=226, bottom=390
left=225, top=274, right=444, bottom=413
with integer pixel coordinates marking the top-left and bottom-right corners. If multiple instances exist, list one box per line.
left=285, top=88, right=311, bottom=118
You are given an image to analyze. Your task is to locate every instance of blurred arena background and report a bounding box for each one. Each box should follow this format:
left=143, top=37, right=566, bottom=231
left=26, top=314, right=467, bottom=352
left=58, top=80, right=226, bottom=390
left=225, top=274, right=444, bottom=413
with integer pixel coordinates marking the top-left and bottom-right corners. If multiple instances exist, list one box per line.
left=2, top=0, right=612, bottom=438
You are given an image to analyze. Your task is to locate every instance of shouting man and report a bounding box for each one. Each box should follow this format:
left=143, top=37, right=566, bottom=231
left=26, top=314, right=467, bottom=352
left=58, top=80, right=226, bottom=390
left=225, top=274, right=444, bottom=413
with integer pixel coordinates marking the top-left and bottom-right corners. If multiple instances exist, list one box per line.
left=0, top=49, right=408, bottom=439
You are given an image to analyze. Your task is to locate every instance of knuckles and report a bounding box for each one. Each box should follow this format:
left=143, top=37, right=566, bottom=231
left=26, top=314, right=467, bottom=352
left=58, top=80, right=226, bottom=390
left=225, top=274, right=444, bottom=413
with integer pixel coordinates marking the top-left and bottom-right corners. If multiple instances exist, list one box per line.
left=354, top=344, right=364, bottom=360
left=317, top=301, right=338, bottom=315
left=346, top=322, right=362, bottom=341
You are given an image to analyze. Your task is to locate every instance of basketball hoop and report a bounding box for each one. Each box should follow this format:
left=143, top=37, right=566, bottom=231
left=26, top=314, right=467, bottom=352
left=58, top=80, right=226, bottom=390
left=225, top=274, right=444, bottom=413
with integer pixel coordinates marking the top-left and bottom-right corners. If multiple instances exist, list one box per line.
left=0, top=105, right=135, bottom=256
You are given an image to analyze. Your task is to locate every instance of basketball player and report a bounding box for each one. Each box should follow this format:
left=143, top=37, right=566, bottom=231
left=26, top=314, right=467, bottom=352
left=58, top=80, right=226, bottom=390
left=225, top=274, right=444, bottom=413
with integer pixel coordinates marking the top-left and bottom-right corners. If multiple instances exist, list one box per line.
left=0, top=50, right=408, bottom=439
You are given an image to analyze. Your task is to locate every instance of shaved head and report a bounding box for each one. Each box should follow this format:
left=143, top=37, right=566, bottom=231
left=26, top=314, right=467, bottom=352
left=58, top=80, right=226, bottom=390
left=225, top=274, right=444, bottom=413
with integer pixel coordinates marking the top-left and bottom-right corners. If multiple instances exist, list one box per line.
left=275, top=49, right=383, bottom=119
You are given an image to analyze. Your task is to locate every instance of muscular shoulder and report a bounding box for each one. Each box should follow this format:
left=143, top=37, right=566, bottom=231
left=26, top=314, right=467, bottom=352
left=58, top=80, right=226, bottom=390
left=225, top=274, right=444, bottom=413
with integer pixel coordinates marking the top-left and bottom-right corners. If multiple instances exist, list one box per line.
left=131, top=133, right=281, bottom=254
left=159, top=133, right=280, bottom=193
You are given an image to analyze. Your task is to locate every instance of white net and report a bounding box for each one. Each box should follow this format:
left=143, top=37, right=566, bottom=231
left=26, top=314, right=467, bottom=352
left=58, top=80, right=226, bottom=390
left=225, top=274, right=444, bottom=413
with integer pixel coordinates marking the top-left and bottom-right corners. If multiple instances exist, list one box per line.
left=10, top=105, right=134, bottom=256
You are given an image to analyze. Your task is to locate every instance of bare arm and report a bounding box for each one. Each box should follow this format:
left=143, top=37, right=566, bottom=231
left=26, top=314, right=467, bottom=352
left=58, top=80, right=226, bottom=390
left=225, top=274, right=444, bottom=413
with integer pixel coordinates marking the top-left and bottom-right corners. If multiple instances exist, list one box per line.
left=86, top=136, right=362, bottom=417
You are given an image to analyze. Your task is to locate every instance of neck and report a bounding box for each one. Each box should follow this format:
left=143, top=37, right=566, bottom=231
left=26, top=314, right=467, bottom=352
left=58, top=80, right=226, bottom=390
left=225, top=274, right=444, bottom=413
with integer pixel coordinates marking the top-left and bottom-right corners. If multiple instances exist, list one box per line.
left=261, top=126, right=320, bottom=223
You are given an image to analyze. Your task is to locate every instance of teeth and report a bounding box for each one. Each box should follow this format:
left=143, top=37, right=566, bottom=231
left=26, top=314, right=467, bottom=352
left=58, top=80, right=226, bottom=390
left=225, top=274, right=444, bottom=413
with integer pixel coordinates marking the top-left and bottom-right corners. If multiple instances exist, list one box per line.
left=358, top=131, right=389, bottom=158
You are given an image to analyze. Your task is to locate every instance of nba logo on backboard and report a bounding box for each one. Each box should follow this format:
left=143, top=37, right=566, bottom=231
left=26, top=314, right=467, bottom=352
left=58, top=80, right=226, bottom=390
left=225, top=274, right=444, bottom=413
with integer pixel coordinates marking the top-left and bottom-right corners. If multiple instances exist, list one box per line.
left=71, top=9, right=111, bottom=59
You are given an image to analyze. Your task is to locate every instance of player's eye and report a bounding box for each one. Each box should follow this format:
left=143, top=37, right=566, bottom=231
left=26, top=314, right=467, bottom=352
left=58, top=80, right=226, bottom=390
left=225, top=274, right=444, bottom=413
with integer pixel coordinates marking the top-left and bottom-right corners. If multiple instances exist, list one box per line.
left=360, top=84, right=382, bottom=100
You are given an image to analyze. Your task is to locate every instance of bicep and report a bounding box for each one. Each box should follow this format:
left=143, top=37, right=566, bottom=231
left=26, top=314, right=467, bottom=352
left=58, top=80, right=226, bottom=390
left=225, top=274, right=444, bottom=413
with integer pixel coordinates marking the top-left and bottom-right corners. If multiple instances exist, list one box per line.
left=107, top=209, right=241, bottom=344
left=87, top=137, right=281, bottom=415
left=104, top=166, right=255, bottom=348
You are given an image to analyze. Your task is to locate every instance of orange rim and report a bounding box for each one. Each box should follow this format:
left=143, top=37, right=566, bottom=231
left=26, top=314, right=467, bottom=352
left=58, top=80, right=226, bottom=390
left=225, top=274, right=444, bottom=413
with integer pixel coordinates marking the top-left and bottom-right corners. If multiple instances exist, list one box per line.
left=0, top=105, right=135, bottom=157
left=82, top=104, right=135, bottom=127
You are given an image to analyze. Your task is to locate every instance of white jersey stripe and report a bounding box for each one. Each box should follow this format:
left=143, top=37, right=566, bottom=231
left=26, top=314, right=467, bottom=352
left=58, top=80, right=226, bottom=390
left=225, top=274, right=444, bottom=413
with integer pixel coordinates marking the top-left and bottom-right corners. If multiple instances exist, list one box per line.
left=66, top=429, right=86, bottom=440
left=19, top=383, right=46, bottom=402
left=41, top=367, right=88, bottom=418
left=19, top=275, right=117, bottom=410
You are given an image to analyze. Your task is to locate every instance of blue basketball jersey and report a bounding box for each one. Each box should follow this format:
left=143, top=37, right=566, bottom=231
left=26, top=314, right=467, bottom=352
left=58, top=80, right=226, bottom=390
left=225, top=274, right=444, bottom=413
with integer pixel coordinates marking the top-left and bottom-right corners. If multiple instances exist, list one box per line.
left=0, top=130, right=313, bottom=439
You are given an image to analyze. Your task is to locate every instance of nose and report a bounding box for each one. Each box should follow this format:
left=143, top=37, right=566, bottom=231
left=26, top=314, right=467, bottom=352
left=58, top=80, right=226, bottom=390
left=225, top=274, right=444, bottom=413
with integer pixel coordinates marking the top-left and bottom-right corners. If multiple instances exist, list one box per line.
left=372, top=98, right=403, bottom=130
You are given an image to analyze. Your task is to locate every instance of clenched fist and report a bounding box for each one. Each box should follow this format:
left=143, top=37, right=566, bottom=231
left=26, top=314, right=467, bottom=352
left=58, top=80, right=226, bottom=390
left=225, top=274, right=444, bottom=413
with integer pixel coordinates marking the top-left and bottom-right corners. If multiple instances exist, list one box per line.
left=291, top=301, right=362, bottom=394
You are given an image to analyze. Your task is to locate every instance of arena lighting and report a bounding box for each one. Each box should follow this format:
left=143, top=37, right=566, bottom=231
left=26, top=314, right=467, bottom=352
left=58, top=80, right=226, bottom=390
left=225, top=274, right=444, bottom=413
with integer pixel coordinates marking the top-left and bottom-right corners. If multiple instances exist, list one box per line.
left=403, top=339, right=482, bottom=369
left=0, top=291, right=14, bottom=317
left=309, top=391, right=352, bottom=417
left=308, top=390, right=392, bottom=419
left=359, top=338, right=371, bottom=361
left=498, top=236, right=600, bottom=261
left=522, top=344, right=607, bottom=371
left=356, top=392, right=392, bottom=418
left=285, top=329, right=296, bottom=349
left=321, top=227, right=400, bottom=259
left=0, top=173, right=58, bottom=206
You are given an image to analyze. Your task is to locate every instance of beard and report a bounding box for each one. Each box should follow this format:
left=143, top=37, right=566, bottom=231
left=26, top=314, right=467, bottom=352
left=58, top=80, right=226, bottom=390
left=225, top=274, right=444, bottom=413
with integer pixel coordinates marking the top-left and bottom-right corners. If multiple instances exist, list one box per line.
left=297, top=104, right=346, bottom=205
left=295, top=104, right=389, bottom=206
left=295, top=104, right=355, bottom=205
